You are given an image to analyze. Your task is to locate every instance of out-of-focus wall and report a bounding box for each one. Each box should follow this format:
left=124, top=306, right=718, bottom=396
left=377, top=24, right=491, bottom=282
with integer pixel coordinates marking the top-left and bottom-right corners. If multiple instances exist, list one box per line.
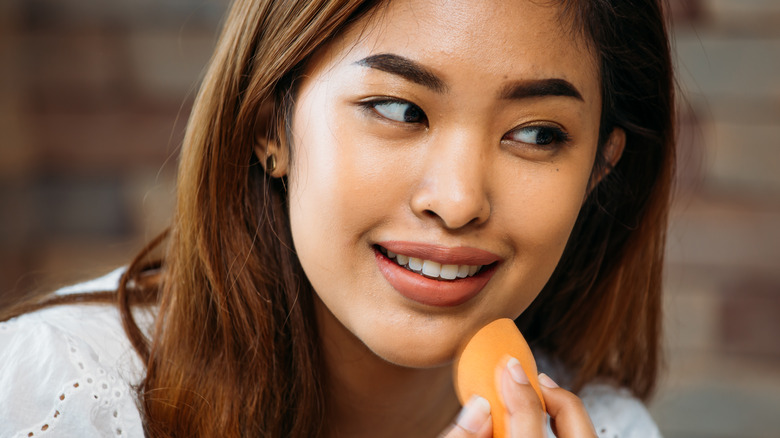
left=0, top=0, right=226, bottom=304
left=654, top=1, right=780, bottom=437
left=0, top=0, right=778, bottom=436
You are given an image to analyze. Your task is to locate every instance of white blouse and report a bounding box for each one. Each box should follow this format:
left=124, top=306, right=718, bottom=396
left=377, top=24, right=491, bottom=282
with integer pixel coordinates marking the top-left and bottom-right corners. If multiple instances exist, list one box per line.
left=0, top=269, right=662, bottom=437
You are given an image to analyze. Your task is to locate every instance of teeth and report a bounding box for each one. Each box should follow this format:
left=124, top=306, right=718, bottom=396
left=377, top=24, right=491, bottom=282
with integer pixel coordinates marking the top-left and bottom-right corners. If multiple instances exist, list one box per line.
left=422, top=260, right=441, bottom=277
left=440, top=264, right=459, bottom=280
left=382, top=248, right=484, bottom=280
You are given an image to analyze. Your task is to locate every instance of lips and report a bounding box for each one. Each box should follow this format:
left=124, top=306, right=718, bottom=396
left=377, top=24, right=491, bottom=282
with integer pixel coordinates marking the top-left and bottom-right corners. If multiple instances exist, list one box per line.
left=374, top=241, right=500, bottom=307
left=378, top=246, right=484, bottom=280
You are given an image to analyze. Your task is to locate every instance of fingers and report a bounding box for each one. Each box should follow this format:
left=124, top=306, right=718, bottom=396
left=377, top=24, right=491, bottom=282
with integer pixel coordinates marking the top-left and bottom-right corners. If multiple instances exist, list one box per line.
left=501, top=360, right=597, bottom=437
left=537, top=373, right=597, bottom=438
left=448, top=360, right=596, bottom=438
left=501, top=357, right=546, bottom=437
left=438, top=395, right=493, bottom=438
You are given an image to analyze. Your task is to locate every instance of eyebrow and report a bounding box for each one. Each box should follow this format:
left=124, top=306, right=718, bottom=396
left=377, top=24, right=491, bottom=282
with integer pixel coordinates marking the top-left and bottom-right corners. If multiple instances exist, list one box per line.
left=356, top=53, right=584, bottom=102
left=356, top=54, right=447, bottom=93
left=499, top=78, right=584, bottom=101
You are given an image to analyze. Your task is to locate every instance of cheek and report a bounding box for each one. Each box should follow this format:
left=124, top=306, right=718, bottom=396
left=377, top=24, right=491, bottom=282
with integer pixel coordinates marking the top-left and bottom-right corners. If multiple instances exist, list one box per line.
left=288, top=126, right=396, bottom=251
left=288, top=99, right=414, bottom=249
left=286, top=98, right=406, bottom=295
left=521, top=178, right=585, bottom=247
left=286, top=91, right=344, bottom=288
left=496, top=157, right=593, bottom=283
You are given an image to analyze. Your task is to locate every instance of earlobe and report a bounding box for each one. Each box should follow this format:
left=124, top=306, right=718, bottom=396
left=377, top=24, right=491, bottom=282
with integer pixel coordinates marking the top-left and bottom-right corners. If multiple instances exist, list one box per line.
left=254, top=137, right=288, bottom=177
left=253, top=99, right=290, bottom=177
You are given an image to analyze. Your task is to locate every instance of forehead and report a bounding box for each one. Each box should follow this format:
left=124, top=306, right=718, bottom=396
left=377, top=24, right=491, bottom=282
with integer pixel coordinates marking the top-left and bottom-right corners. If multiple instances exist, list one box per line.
left=309, top=0, right=599, bottom=101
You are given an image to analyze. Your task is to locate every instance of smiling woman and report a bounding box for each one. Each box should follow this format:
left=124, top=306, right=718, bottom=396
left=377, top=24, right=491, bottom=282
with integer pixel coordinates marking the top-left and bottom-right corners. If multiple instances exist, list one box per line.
left=286, top=0, right=607, bottom=375
left=0, top=0, right=674, bottom=437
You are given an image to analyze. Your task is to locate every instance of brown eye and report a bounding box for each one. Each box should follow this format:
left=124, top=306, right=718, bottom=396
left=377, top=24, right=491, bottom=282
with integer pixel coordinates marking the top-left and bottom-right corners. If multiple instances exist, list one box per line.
left=505, top=126, right=569, bottom=146
left=371, top=100, right=426, bottom=123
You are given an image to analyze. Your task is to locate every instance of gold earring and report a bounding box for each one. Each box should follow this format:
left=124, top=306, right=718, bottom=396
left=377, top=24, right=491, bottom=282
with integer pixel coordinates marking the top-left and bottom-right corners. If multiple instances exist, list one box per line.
left=265, top=154, right=277, bottom=173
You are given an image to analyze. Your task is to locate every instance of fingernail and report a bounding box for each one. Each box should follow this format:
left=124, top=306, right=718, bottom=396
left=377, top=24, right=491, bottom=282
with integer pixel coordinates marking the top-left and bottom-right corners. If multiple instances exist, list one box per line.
left=456, top=395, right=491, bottom=433
left=507, top=357, right=529, bottom=384
left=538, top=373, right=559, bottom=388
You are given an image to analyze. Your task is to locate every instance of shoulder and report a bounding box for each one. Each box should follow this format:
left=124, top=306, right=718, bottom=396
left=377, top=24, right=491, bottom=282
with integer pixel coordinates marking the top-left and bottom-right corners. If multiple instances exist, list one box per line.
left=579, top=383, right=663, bottom=438
left=0, top=269, right=148, bottom=437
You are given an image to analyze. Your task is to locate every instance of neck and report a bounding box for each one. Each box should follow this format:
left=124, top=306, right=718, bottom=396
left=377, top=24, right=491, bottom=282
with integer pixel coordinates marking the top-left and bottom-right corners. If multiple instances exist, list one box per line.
left=316, top=303, right=460, bottom=438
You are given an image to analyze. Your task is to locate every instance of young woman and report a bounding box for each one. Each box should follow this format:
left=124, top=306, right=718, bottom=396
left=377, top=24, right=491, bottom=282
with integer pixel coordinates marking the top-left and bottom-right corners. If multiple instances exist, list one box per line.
left=0, top=0, right=674, bottom=436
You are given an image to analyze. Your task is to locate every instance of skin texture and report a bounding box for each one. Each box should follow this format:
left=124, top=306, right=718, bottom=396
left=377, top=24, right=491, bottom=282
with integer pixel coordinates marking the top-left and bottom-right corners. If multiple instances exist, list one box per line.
left=262, top=0, right=614, bottom=436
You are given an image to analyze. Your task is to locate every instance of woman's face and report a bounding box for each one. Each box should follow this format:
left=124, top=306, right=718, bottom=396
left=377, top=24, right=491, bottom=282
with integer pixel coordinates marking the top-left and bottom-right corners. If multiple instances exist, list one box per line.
left=286, top=0, right=602, bottom=367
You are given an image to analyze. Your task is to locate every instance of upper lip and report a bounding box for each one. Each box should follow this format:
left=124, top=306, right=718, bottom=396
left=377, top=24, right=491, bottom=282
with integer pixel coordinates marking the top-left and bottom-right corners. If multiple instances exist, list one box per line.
left=377, top=241, right=502, bottom=266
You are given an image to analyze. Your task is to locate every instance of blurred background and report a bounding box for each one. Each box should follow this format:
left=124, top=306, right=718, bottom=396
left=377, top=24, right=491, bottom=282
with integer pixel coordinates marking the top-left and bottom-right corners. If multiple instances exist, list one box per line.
left=0, top=0, right=778, bottom=436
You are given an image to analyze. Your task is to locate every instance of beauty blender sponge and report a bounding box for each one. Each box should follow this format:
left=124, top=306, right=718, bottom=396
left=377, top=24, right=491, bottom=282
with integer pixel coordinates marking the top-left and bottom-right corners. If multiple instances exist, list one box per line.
left=453, top=318, right=545, bottom=437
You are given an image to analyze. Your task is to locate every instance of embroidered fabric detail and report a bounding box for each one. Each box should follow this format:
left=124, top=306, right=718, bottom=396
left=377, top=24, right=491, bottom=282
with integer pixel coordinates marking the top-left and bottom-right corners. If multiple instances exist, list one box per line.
left=3, top=317, right=138, bottom=437
left=0, top=269, right=146, bottom=437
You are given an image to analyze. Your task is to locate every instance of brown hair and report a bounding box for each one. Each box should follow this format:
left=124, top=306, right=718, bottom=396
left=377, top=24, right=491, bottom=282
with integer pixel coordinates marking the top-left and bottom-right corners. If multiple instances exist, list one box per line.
left=516, top=0, right=675, bottom=400
left=2, top=0, right=674, bottom=435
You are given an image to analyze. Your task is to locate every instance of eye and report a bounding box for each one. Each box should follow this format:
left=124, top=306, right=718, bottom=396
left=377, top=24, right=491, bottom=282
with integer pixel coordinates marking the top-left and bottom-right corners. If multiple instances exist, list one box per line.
left=368, top=100, right=427, bottom=124
left=504, top=125, right=570, bottom=147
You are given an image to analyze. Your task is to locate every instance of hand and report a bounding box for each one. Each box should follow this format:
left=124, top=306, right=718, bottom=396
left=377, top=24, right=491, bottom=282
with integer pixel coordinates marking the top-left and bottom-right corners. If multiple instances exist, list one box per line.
left=439, top=359, right=597, bottom=437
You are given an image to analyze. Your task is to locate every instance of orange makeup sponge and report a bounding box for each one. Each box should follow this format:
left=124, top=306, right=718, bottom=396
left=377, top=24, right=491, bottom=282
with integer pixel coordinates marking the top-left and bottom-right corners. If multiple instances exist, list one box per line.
left=453, top=318, right=545, bottom=437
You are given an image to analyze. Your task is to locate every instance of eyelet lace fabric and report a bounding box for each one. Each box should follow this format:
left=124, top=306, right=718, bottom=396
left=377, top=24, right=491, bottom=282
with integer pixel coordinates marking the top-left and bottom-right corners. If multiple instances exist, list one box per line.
left=0, top=268, right=662, bottom=437
left=0, top=269, right=146, bottom=437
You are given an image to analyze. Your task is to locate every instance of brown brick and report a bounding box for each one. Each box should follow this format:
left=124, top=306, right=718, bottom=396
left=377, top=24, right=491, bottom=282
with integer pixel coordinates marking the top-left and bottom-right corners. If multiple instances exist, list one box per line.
left=720, top=275, right=780, bottom=360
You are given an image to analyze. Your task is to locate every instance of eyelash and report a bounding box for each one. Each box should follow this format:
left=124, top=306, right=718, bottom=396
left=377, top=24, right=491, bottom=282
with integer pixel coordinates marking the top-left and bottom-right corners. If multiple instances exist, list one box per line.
left=502, top=124, right=572, bottom=148
left=359, top=98, right=428, bottom=125
left=359, top=98, right=571, bottom=148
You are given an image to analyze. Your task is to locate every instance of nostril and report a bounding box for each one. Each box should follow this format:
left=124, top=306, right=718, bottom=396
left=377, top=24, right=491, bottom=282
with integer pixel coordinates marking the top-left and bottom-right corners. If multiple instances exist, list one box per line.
left=410, top=184, right=491, bottom=229
left=424, top=208, right=485, bottom=230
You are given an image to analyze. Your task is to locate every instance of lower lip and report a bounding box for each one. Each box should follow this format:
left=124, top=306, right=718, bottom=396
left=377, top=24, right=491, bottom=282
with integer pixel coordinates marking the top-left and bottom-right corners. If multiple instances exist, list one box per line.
left=374, top=248, right=496, bottom=307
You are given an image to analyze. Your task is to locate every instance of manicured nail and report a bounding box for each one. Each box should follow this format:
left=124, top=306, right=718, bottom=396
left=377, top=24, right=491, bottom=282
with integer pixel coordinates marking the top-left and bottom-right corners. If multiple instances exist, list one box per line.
left=456, top=395, right=491, bottom=433
left=538, top=373, right=559, bottom=388
left=506, top=357, right=529, bottom=384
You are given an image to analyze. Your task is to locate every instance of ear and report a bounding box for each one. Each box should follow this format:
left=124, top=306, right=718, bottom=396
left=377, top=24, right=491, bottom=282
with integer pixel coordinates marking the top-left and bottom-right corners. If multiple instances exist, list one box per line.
left=252, top=102, right=289, bottom=177
left=254, top=135, right=289, bottom=178
left=589, top=127, right=625, bottom=189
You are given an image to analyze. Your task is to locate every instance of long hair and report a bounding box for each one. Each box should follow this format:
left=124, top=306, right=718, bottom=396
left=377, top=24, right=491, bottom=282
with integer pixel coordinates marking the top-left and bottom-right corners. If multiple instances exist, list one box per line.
left=516, top=0, right=675, bottom=400
left=2, top=0, right=674, bottom=435
left=139, top=1, right=382, bottom=435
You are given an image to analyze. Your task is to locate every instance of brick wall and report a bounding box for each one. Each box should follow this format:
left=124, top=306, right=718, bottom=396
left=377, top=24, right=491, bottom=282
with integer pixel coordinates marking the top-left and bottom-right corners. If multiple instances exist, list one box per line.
left=656, top=1, right=780, bottom=437
left=0, top=0, right=225, bottom=303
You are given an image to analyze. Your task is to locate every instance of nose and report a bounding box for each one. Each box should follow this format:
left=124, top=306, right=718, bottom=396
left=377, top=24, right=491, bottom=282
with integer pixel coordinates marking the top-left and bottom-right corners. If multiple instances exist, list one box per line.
left=410, top=132, right=491, bottom=230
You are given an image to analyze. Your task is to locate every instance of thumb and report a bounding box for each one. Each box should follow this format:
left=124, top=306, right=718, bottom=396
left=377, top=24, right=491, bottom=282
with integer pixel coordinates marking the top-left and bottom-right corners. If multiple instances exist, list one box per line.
left=438, top=395, right=493, bottom=438
left=537, top=373, right=597, bottom=437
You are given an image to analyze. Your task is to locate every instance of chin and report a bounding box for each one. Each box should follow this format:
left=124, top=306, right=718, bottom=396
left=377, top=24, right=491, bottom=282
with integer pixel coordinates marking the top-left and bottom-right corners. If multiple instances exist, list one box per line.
left=365, top=336, right=457, bottom=369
